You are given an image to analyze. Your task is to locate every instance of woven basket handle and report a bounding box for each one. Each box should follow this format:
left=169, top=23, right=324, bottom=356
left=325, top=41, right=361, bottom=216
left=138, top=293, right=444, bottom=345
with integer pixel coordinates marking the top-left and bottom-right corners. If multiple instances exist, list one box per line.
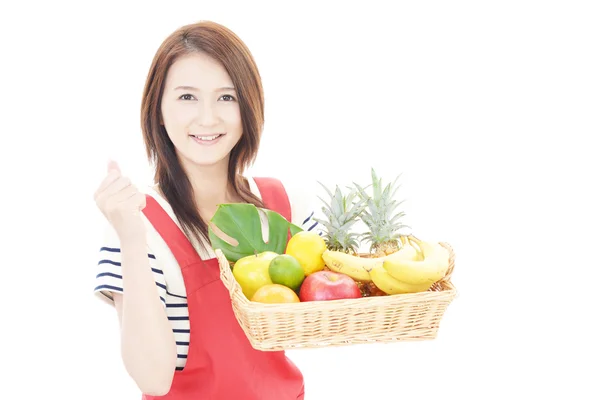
left=216, top=249, right=239, bottom=297
left=438, top=242, right=455, bottom=284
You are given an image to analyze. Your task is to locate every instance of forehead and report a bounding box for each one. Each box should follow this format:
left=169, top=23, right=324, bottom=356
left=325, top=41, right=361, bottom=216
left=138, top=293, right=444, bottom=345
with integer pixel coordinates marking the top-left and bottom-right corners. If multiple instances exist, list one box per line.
left=164, top=52, right=233, bottom=89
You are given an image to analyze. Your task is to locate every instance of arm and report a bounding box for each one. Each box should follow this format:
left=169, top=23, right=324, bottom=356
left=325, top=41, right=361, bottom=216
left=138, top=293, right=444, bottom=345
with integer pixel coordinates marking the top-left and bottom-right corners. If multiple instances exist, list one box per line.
left=93, top=161, right=177, bottom=396
left=113, top=234, right=177, bottom=396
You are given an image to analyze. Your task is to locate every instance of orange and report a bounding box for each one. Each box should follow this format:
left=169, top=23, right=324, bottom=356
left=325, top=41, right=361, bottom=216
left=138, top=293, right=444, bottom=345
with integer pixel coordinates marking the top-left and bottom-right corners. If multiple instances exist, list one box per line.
left=285, top=231, right=327, bottom=275
left=251, top=284, right=300, bottom=304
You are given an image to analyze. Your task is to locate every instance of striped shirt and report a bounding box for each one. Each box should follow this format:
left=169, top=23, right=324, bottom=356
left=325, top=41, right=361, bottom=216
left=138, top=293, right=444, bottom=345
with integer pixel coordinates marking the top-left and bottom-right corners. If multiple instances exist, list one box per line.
left=93, top=177, right=320, bottom=371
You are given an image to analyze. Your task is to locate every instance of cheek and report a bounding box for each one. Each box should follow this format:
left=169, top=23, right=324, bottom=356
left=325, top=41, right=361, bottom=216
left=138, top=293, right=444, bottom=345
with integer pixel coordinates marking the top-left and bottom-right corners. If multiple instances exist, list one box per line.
left=162, top=103, right=196, bottom=128
left=222, top=105, right=243, bottom=128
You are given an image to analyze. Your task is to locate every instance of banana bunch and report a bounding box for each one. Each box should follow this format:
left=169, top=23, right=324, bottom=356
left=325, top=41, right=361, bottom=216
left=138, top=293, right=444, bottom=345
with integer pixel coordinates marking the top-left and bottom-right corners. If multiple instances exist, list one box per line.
left=321, top=236, right=450, bottom=295
left=321, top=238, right=420, bottom=282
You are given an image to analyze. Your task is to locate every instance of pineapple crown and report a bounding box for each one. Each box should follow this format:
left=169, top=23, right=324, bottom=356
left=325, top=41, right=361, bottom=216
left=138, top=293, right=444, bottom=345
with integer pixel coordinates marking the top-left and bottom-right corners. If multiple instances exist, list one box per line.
left=313, top=181, right=367, bottom=253
left=353, top=168, right=410, bottom=249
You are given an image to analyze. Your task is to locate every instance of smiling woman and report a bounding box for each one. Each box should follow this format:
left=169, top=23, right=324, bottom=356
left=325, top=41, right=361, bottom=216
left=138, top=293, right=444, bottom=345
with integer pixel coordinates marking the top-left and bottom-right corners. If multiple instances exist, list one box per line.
left=92, top=20, right=315, bottom=400
left=160, top=54, right=243, bottom=166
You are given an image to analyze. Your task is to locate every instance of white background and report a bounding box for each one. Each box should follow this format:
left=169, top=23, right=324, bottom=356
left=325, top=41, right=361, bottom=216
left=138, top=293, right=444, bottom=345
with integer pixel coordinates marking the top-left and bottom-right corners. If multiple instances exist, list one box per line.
left=2, top=1, right=599, bottom=399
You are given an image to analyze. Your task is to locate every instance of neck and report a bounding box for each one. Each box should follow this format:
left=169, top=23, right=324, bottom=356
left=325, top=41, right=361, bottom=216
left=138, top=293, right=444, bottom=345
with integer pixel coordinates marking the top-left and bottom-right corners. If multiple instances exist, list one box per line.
left=178, top=157, right=241, bottom=222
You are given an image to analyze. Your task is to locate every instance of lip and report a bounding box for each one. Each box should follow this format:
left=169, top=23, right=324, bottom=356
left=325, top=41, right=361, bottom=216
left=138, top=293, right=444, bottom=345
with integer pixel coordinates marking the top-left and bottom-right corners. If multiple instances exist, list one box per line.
left=189, top=133, right=226, bottom=146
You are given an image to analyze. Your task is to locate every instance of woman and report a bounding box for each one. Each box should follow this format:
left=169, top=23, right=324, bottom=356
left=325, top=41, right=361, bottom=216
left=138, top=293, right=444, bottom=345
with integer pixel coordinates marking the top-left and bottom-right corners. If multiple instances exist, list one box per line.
left=93, top=20, right=316, bottom=399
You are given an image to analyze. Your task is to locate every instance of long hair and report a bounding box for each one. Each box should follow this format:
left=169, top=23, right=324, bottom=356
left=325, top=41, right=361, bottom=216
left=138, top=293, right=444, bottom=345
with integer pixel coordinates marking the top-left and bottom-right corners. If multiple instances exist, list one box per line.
left=141, top=20, right=265, bottom=247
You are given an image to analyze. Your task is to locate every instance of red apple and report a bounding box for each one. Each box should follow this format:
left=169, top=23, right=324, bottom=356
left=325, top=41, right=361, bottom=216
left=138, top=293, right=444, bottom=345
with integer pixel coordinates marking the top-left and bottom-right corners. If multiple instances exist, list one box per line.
left=299, top=270, right=362, bottom=301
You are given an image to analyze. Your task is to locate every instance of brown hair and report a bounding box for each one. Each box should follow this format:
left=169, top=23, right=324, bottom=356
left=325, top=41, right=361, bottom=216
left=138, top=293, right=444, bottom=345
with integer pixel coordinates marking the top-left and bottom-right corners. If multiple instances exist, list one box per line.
left=141, top=20, right=265, bottom=247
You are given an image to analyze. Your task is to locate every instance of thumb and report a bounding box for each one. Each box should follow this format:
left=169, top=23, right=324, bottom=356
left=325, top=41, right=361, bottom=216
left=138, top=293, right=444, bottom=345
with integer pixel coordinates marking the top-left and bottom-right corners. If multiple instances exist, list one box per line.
left=107, top=159, right=121, bottom=174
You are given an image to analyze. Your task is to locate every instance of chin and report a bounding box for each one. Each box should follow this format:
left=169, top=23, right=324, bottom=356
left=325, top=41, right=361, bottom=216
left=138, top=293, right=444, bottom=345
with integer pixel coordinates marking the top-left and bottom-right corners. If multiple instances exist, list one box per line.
left=184, top=150, right=234, bottom=169
left=190, top=156, right=230, bottom=167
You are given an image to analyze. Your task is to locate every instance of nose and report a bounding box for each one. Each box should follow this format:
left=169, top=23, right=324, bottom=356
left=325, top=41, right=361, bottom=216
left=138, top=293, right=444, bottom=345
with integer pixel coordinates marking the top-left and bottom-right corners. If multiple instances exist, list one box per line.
left=196, top=99, right=219, bottom=126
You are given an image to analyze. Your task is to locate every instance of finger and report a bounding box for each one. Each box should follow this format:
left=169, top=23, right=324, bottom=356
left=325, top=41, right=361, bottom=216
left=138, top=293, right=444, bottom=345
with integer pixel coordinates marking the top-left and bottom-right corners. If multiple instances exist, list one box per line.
left=99, top=186, right=139, bottom=216
left=107, top=159, right=121, bottom=174
left=117, top=191, right=146, bottom=217
left=103, top=176, right=133, bottom=197
left=138, top=192, right=147, bottom=210
left=112, top=184, right=139, bottom=203
left=95, top=177, right=132, bottom=207
left=94, top=169, right=121, bottom=198
left=132, top=193, right=147, bottom=215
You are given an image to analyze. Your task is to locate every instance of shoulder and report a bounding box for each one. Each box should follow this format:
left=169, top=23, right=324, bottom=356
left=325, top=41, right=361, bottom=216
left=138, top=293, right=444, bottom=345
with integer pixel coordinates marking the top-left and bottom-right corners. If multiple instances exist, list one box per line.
left=247, top=175, right=321, bottom=231
left=247, top=176, right=317, bottom=205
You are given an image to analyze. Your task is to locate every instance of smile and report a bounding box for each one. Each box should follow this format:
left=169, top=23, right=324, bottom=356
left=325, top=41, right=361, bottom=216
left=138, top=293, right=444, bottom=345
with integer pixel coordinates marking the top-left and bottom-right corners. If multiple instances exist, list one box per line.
left=190, top=133, right=225, bottom=141
left=190, top=133, right=226, bottom=146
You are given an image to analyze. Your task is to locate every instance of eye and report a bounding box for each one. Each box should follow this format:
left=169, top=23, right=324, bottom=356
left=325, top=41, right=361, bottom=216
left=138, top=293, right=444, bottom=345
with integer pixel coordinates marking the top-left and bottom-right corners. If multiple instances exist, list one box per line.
left=220, top=94, right=236, bottom=102
left=178, top=94, right=196, bottom=101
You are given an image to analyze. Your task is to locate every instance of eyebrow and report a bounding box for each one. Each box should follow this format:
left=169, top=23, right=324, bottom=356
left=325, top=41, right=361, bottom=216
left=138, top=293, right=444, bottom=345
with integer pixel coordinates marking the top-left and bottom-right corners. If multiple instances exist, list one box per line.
left=173, top=85, right=236, bottom=91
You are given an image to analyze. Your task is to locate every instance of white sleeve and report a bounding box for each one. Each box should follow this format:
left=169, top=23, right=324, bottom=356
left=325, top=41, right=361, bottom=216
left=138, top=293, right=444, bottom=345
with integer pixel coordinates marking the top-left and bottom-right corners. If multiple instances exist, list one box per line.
left=283, top=179, right=324, bottom=234
left=93, top=223, right=167, bottom=307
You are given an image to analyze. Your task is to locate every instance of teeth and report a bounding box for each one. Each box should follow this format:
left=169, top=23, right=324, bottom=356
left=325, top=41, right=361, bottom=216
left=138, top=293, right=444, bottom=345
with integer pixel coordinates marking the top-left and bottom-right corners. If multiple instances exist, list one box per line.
left=194, top=134, right=221, bottom=141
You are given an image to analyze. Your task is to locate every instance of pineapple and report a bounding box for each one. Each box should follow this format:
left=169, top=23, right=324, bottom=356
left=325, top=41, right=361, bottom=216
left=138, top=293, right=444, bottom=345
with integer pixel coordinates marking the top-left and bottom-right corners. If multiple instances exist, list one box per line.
left=313, top=181, right=367, bottom=254
left=353, top=168, right=410, bottom=257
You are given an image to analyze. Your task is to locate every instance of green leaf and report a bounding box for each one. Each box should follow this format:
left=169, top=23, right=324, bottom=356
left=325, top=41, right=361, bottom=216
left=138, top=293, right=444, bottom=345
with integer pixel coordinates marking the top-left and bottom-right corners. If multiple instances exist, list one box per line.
left=289, top=223, right=303, bottom=237
left=208, top=203, right=302, bottom=262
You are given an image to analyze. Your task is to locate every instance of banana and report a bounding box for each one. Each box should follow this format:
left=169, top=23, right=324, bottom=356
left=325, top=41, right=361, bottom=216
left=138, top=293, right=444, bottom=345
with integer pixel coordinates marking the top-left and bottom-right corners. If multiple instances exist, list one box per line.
left=321, top=241, right=420, bottom=282
left=384, top=242, right=422, bottom=263
left=368, top=263, right=433, bottom=295
left=383, top=238, right=450, bottom=285
left=321, top=250, right=378, bottom=281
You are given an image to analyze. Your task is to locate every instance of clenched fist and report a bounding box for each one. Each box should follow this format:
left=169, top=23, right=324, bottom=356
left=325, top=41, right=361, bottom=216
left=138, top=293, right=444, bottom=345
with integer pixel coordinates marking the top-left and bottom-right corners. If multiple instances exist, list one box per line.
left=94, top=160, right=147, bottom=240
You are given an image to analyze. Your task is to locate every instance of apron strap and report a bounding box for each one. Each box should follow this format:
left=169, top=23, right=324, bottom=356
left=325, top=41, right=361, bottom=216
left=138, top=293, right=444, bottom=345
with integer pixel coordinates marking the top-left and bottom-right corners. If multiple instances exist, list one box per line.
left=252, top=177, right=292, bottom=222
left=142, top=195, right=202, bottom=267
left=143, top=178, right=292, bottom=267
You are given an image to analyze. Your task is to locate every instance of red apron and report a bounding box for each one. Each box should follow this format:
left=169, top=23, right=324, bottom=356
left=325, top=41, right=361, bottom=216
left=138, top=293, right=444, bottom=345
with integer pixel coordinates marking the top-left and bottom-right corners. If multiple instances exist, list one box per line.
left=141, top=177, right=305, bottom=400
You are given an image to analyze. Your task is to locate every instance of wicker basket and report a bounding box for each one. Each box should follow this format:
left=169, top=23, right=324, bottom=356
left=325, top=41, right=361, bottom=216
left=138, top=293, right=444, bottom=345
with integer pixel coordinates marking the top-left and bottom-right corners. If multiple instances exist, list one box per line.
left=216, top=240, right=457, bottom=351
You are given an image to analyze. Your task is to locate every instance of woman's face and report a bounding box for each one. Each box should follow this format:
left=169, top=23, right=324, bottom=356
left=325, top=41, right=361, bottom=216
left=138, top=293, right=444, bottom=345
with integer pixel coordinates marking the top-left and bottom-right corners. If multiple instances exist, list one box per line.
left=160, top=52, right=243, bottom=169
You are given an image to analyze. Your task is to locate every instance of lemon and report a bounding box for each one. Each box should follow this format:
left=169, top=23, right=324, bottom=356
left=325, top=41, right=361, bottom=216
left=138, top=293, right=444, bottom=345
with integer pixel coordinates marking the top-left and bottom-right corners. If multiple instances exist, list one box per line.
left=285, top=231, right=327, bottom=275
left=232, top=251, right=278, bottom=299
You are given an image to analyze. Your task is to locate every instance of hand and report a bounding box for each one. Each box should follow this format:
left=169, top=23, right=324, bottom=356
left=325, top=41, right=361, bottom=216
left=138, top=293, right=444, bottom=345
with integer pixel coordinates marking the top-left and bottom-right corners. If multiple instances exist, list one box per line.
left=94, top=160, right=147, bottom=239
